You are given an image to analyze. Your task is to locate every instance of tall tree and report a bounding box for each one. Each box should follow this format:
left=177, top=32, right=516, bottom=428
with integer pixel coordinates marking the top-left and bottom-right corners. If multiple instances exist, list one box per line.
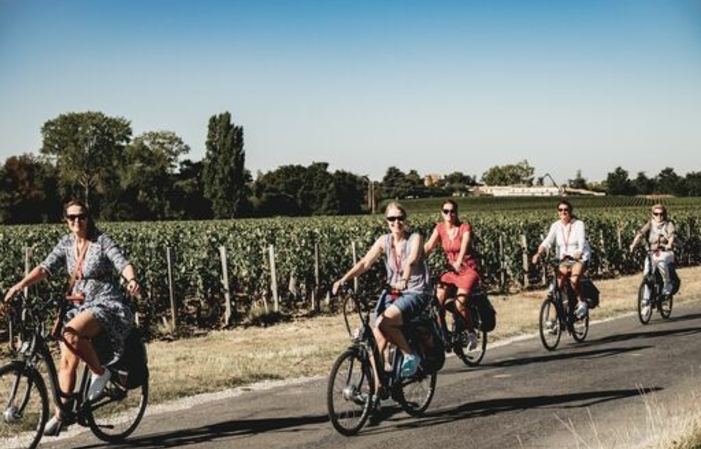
left=568, top=170, right=588, bottom=190
left=632, top=171, right=655, bottom=195
left=40, top=111, right=132, bottom=213
left=202, top=112, right=247, bottom=218
left=656, top=167, right=686, bottom=196
left=381, top=166, right=408, bottom=199
left=120, top=131, right=190, bottom=220
left=684, top=171, right=701, bottom=197
left=605, top=166, right=635, bottom=195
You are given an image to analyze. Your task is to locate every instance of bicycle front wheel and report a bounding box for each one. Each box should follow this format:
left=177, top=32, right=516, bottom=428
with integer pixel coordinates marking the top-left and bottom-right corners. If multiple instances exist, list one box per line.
left=0, top=362, right=48, bottom=449
left=327, top=348, right=374, bottom=436
left=395, top=368, right=437, bottom=417
left=539, top=297, right=561, bottom=351
left=637, top=281, right=653, bottom=325
left=86, top=374, right=148, bottom=442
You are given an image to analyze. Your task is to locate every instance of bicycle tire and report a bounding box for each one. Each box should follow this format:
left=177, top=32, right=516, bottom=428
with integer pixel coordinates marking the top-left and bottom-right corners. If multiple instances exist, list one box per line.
left=455, top=329, right=488, bottom=366
left=394, top=368, right=437, bottom=417
left=327, top=348, right=374, bottom=436
left=637, top=281, right=653, bottom=325
left=0, top=361, right=48, bottom=449
left=659, top=294, right=673, bottom=319
left=571, top=314, right=589, bottom=342
left=86, top=370, right=149, bottom=442
left=539, top=297, right=561, bottom=351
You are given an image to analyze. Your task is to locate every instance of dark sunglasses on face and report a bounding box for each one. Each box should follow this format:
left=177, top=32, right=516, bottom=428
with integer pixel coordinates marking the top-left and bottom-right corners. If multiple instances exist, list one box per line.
left=652, top=212, right=664, bottom=217
left=558, top=208, right=570, bottom=212
left=442, top=209, right=455, bottom=215
left=66, top=214, right=87, bottom=222
left=386, top=216, right=405, bottom=223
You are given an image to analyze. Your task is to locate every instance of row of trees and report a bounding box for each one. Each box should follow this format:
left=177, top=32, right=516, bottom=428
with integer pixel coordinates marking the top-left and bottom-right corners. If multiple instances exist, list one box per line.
left=2, top=110, right=700, bottom=224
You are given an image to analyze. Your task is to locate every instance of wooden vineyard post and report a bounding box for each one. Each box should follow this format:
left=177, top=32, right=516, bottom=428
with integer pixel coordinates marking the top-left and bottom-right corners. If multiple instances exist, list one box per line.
left=352, top=241, right=358, bottom=292
left=312, top=242, right=319, bottom=311
left=520, top=234, right=529, bottom=288
left=499, top=233, right=506, bottom=290
left=166, top=246, right=177, bottom=335
left=219, top=246, right=233, bottom=325
left=269, top=244, right=279, bottom=313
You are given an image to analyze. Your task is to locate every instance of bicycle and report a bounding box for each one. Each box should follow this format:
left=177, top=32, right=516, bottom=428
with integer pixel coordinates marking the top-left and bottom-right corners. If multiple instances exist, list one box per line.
left=0, top=293, right=148, bottom=449
left=327, top=285, right=440, bottom=435
left=637, top=250, right=675, bottom=324
left=537, top=259, right=591, bottom=351
left=430, top=271, right=492, bottom=366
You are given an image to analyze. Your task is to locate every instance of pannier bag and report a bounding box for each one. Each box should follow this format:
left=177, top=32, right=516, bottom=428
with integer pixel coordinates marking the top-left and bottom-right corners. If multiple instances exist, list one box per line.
left=581, top=277, right=600, bottom=309
left=412, top=316, right=446, bottom=373
left=670, top=265, right=681, bottom=295
left=474, top=293, right=496, bottom=332
left=95, top=326, right=149, bottom=390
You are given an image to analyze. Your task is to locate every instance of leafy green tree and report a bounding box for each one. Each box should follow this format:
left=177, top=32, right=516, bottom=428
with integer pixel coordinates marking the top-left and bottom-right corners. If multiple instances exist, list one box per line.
left=381, top=166, right=408, bottom=199
left=332, top=170, right=365, bottom=214
left=172, top=160, right=213, bottom=219
left=656, top=167, right=686, bottom=196
left=119, top=131, right=190, bottom=220
left=481, top=160, right=535, bottom=186
left=0, top=154, right=61, bottom=223
left=605, top=166, right=635, bottom=195
left=684, top=171, right=701, bottom=197
left=40, top=111, right=132, bottom=213
left=203, top=112, right=247, bottom=218
left=632, top=172, right=655, bottom=195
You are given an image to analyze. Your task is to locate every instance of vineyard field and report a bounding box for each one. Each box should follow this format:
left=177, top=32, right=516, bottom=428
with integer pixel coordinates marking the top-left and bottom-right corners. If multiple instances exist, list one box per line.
left=1, top=196, right=699, bottom=330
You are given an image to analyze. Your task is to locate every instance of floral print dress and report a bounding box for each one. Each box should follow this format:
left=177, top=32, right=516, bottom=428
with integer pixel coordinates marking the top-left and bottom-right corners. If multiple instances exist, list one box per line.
left=41, top=231, right=134, bottom=365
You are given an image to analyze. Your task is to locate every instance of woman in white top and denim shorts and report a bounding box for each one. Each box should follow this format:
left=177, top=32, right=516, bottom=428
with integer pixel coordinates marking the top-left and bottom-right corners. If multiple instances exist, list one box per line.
left=532, top=200, right=591, bottom=319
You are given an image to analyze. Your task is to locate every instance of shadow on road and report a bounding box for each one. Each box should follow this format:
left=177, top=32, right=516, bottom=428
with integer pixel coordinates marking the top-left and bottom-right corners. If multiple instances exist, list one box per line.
left=375, top=387, right=663, bottom=433
left=580, top=324, right=701, bottom=347
left=67, top=413, right=330, bottom=449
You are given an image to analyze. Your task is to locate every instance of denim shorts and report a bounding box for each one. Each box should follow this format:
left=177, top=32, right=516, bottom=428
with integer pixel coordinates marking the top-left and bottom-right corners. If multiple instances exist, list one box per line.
left=371, top=290, right=431, bottom=325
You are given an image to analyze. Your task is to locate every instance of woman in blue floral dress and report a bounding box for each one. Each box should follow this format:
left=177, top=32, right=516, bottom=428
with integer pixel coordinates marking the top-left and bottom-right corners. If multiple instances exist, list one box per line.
left=4, top=200, right=140, bottom=436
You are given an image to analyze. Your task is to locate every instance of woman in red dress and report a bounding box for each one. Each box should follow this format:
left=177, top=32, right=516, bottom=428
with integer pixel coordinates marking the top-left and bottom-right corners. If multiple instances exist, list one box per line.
left=424, top=199, right=481, bottom=349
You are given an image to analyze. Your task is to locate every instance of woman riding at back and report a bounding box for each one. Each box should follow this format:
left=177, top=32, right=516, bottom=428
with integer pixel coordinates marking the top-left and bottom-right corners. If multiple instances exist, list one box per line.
left=629, top=203, right=676, bottom=296
left=424, top=199, right=481, bottom=350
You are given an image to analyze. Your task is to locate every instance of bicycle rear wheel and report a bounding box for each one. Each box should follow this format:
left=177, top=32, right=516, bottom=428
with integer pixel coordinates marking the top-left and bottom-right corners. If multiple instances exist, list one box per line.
left=327, top=348, right=374, bottom=436
left=659, top=294, right=673, bottom=319
left=0, top=362, right=48, bottom=449
left=394, top=349, right=436, bottom=417
left=571, top=314, right=589, bottom=342
left=539, top=297, right=561, bottom=351
left=86, top=373, right=148, bottom=442
left=454, top=327, right=487, bottom=367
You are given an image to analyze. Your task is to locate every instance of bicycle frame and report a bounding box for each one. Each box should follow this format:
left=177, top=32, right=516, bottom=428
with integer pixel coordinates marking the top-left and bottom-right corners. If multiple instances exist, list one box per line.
left=11, top=295, right=93, bottom=421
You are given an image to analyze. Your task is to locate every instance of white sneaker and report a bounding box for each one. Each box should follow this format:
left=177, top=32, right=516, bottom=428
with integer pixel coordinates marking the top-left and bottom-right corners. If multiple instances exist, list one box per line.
left=575, top=302, right=588, bottom=320
left=88, top=368, right=112, bottom=401
left=466, top=332, right=478, bottom=351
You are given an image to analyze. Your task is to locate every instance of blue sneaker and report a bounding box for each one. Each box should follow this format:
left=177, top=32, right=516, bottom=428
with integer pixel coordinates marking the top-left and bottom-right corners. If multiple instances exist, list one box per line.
left=400, top=353, right=420, bottom=378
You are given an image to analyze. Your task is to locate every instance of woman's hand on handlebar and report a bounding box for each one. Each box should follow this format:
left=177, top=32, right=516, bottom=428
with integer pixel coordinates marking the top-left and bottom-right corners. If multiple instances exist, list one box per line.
left=332, top=279, right=346, bottom=296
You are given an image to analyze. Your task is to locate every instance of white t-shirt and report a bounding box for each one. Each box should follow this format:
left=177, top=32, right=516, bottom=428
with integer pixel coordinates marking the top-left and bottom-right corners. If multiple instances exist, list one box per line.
left=540, top=218, right=590, bottom=261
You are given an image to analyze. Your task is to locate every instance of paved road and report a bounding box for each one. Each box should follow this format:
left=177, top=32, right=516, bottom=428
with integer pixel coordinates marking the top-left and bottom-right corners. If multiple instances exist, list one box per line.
left=45, top=301, right=701, bottom=449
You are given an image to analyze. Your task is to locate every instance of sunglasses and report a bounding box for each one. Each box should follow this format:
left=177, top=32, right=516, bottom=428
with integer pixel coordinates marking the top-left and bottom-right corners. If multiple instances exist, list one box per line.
left=66, top=214, right=87, bottom=222
left=652, top=212, right=664, bottom=216
left=442, top=209, right=456, bottom=215
left=557, top=208, right=570, bottom=212
left=386, top=216, right=405, bottom=223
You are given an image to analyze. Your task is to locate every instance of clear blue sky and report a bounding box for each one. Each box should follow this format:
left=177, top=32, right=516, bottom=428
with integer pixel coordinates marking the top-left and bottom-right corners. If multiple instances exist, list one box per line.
left=1, top=0, right=700, bottom=183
